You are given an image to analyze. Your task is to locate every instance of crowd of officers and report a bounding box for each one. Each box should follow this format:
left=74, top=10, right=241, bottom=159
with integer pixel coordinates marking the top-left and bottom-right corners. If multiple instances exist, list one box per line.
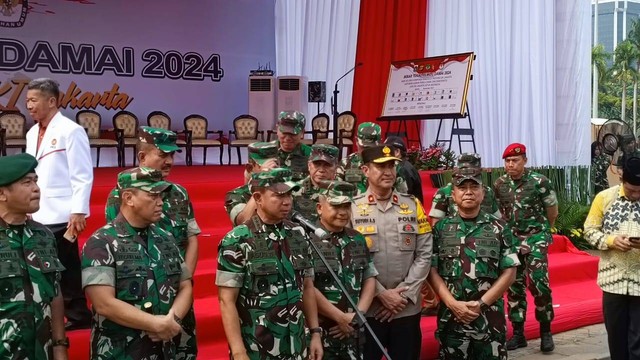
left=0, top=109, right=561, bottom=360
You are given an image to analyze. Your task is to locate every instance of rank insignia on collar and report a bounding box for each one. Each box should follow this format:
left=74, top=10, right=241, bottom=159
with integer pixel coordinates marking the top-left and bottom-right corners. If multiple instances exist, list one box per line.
left=357, top=203, right=372, bottom=216
left=397, top=203, right=414, bottom=215
left=367, top=194, right=375, bottom=203
left=392, top=194, right=398, bottom=203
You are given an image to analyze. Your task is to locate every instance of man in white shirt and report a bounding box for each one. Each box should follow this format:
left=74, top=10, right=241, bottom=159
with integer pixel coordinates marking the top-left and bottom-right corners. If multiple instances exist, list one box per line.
left=25, top=78, right=94, bottom=330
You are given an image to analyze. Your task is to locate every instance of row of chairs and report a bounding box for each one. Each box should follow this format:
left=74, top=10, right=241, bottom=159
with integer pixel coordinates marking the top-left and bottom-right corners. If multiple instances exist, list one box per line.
left=0, top=110, right=357, bottom=167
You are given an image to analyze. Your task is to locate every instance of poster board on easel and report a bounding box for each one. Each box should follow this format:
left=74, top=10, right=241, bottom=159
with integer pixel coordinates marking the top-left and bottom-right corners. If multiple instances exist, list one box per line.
left=380, top=52, right=474, bottom=120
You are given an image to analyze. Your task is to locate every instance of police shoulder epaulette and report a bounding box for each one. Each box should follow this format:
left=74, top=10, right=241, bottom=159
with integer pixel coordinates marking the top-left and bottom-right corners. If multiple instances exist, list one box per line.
left=353, top=193, right=366, bottom=201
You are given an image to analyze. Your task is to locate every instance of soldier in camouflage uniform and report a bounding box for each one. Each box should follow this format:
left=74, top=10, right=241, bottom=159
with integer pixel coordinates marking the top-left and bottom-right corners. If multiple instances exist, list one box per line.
left=216, top=168, right=323, bottom=360
left=312, top=181, right=378, bottom=360
left=429, top=153, right=501, bottom=224
left=493, top=143, right=559, bottom=353
left=271, top=111, right=312, bottom=181
left=591, top=141, right=611, bottom=194
left=351, top=145, right=432, bottom=360
left=224, top=141, right=280, bottom=225
left=104, top=126, right=200, bottom=359
left=0, top=153, right=68, bottom=360
left=428, top=164, right=520, bottom=359
left=338, top=122, right=407, bottom=194
left=82, top=167, right=193, bottom=360
left=291, top=144, right=339, bottom=221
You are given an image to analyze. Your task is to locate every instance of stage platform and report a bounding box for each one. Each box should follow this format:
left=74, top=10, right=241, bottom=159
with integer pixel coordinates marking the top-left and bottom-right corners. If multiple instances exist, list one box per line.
left=67, top=166, right=603, bottom=359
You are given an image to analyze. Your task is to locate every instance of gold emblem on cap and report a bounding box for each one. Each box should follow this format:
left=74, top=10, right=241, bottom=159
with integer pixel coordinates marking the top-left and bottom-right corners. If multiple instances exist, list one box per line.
left=515, top=148, right=521, bottom=153
left=382, top=146, right=391, bottom=155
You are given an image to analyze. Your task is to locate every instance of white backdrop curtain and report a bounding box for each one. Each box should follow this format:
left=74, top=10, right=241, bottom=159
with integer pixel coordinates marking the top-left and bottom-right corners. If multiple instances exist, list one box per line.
left=274, top=0, right=361, bottom=127
left=422, top=0, right=591, bottom=167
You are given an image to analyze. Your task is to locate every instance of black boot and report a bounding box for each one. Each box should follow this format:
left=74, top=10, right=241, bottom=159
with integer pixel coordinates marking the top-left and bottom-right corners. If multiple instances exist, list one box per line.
left=506, top=322, right=528, bottom=350
left=540, top=322, right=555, bottom=353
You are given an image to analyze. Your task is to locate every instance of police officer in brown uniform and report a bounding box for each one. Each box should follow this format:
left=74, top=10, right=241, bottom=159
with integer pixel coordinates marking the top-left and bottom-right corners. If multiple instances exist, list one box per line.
left=351, top=145, right=432, bottom=360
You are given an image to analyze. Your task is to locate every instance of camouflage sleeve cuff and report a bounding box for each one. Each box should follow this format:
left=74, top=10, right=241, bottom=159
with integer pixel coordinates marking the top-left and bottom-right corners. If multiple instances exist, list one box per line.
left=82, top=266, right=115, bottom=288
left=499, top=253, right=521, bottom=269
left=493, top=210, right=502, bottom=218
left=428, top=208, right=445, bottom=219
left=229, top=204, right=246, bottom=224
left=180, top=263, right=192, bottom=281
left=304, top=267, right=314, bottom=278
left=187, top=219, right=201, bottom=237
left=363, top=264, right=379, bottom=279
left=215, top=270, right=244, bottom=288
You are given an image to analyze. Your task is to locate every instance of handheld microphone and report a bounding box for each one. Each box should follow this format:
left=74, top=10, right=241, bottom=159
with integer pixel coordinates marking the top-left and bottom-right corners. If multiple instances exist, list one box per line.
left=290, top=211, right=330, bottom=239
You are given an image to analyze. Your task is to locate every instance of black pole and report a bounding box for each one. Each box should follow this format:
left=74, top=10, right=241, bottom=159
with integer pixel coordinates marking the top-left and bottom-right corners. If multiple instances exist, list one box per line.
left=333, top=63, right=363, bottom=147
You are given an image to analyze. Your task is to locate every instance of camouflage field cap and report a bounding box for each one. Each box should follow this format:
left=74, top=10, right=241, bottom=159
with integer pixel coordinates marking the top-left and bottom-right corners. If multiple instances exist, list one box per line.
left=117, top=167, right=171, bottom=194
left=320, top=180, right=356, bottom=205
left=309, top=144, right=339, bottom=164
left=457, top=153, right=482, bottom=169
left=357, top=122, right=382, bottom=147
left=277, top=111, right=306, bottom=135
left=139, top=126, right=182, bottom=153
left=361, top=145, right=401, bottom=164
left=452, top=165, right=483, bottom=186
left=250, top=167, right=300, bottom=194
left=0, top=153, right=38, bottom=187
left=248, top=141, right=278, bottom=165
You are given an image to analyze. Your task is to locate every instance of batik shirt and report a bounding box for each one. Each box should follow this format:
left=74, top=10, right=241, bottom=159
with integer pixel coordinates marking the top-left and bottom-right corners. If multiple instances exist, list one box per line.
left=0, top=219, right=64, bottom=360
left=216, top=215, right=314, bottom=360
left=81, top=214, right=191, bottom=360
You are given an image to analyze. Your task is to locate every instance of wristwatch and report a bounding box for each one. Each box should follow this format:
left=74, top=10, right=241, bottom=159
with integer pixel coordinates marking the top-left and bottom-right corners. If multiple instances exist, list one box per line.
left=174, top=314, right=183, bottom=326
left=53, top=337, right=70, bottom=348
left=309, top=327, right=323, bottom=336
left=478, top=298, right=490, bottom=311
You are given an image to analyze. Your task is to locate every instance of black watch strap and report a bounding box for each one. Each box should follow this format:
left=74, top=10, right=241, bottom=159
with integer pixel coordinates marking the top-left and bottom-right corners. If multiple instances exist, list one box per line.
left=309, top=327, right=323, bottom=335
left=478, top=299, right=490, bottom=311
left=53, top=337, right=70, bottom=348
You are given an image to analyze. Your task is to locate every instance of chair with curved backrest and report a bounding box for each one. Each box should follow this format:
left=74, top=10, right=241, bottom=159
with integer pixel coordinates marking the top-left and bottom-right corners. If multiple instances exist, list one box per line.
left=147, top=111, right=187, bottom=151
left=0, top=111, right=27, bottom=156
left=183, top=114, right=224, bottom=165
left=228, top=114, right=263, bottom=164
left=310, top=113, right=330, bottom=144
left=112, top=110, right=139, bottom=166
left=76, top=110, right=119, bottom=167
left=336, top=111, right=356, bottom=156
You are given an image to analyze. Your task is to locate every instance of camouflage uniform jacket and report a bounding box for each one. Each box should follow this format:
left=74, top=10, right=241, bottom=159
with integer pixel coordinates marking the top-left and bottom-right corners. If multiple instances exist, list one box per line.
left=428, top=183, right=501, bottom=220
left=291, top=177, right=324, bottom=222
left=105, top=182, right=201, bottom=257
left=215, top=215, right=314, bottom=359
left=493, top=170, right=558, bottom=253
left=312, top=227, right=378, bottom=329
left=81, top=214, right=191, bottom=360
left=0, top=218, right=64, bottom=360
left=591, top=154, right=611, bottom=193
left=224, top=184, right=252, bottom=225
left=338, top=153, right=408, bottom=194
left=431, top=211, right=520, bottom=334
left=272, top=141, right=312, bottom=181
left=351, top=190, right=432, bottom=319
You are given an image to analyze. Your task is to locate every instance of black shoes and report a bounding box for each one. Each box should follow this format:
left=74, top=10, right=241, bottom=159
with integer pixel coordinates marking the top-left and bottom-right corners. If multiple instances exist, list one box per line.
left=65, top=320, right=91, bottom=331
left=506, top=331, right=528, bottom=350
left=540, top=331, right=555, bottom=353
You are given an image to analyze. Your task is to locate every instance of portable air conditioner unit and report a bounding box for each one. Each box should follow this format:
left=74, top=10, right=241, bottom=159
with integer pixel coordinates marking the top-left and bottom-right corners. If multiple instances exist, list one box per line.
left=277, top=76, right=308, bottom=117
left=248, top=76, right=276, bottom=131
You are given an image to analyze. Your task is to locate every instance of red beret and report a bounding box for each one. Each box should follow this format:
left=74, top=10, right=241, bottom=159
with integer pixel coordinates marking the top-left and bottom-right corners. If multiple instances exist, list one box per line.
left=502, top=143, right=526, bottom=159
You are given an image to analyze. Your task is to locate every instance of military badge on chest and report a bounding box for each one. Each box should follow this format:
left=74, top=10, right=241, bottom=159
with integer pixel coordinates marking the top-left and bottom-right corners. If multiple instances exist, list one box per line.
left=397, top=202, right=413, bottom=215
left=357, top=203, right=372, bottom=216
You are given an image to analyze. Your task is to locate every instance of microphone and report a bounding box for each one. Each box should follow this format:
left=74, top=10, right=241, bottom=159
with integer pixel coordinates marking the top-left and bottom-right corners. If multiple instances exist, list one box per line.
left=290, top=211, right=330, bottom=239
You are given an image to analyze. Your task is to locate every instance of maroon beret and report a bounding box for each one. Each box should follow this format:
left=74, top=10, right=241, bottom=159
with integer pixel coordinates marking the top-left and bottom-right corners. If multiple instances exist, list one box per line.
left=502, top=143, right=526, bottom=159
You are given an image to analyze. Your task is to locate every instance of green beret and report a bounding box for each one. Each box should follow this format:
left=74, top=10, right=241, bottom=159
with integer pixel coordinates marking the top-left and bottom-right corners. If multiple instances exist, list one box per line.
left=357, top=122, right=381, bottom=147
left=139, top=126, right=182, bottom=153
left=310, top=144, right=338, bottom=164
left=248, top=141, right=278, bottom=165
left=0, top=153, right=38, bottom=187
left=320, top=180, right=355, bottom=205
left=117, top=167, right=171, bottom=194
left=250, top=168, right=300, bottom=194
left=277, top=111, right=306, bottom=135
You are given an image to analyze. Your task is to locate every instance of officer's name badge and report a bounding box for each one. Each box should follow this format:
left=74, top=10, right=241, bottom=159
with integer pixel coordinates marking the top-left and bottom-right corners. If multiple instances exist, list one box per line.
left=357, top=203, right=371, bottom=216
left=397, top=203, right=413, bottom=215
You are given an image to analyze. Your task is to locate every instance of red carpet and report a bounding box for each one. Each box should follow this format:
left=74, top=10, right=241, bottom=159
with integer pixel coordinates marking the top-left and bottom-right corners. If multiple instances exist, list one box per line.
left=67, top=166, right=603, bottom=359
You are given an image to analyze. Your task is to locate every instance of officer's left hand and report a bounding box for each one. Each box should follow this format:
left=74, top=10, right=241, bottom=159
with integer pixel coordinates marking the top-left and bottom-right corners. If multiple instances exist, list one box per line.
left=308, top=333, right=323, bottom=360
left=329, top=312, right=356, bottom=339
left=68, top=213, right=86, bottom=235
left=374, top=308, right=396, bottom=322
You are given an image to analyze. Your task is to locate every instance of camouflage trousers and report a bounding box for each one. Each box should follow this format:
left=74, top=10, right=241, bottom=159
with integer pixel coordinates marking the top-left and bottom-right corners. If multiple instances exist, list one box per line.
left=175, top=305, right=197, bottom=360
left=507, top=246, right=554, bottom=324
left=436, top=300, right=508, bottom=360
left=321, top=333, right=362, bottom=360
